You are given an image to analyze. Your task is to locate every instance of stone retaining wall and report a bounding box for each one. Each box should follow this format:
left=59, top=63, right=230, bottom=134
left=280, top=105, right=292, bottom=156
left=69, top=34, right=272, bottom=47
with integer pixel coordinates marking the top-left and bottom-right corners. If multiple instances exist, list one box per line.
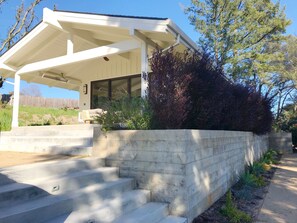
left=269, top=132, right=292, bottom=154
left=93, top=129, right=268, bottom=222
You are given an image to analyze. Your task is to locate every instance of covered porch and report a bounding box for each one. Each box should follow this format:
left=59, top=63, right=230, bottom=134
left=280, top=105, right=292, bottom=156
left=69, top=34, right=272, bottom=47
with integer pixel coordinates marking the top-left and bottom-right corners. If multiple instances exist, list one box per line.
left=0, top=8, right=197, bottom=128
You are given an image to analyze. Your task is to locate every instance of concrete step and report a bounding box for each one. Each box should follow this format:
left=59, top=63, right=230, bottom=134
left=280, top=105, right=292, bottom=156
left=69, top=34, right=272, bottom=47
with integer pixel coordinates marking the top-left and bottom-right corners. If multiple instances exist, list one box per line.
left=3, top=124, right=98, bottom=137
left=0, top=134, right=93, bottom=155
left=159, top=216, right=188, bottom=223
left=45, top=190, right=151, bottom=223
left=0, top=167, right=118, bottom=207
left=0, top=182, right=47, bottom=209
left=0, top=136, right=93, bottom=146
left=0, top=178, right=135, bottom=223
left=113, top=202, right=168, bottom=223
left=0, top=157, right=104, bottom=186
left=0, top=143, right=92, bottom=155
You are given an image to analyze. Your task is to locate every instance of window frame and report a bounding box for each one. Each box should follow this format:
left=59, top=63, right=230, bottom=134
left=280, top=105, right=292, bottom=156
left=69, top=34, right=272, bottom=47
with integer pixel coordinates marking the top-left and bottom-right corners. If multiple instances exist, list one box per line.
left=90, top=74, right=141, bottom=109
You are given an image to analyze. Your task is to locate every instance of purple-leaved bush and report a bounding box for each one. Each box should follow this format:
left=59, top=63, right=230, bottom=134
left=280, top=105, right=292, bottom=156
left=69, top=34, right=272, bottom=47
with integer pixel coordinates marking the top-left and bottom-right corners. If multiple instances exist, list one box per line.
left=149, top=49, right=273, bottom=135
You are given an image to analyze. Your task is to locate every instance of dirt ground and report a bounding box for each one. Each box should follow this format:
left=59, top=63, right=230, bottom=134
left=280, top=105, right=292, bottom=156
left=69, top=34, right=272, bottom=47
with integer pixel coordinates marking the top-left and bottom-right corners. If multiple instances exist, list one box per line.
left=0, top=151, right=83, bottom=168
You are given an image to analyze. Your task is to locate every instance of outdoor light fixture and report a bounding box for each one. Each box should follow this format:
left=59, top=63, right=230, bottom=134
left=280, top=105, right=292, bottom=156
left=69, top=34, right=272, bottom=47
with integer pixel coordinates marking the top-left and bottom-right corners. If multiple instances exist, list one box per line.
left=42, top=73, right=68, bottom=83
left=83, top=84, right=88, bottom=94
left=103, top=56, right=109, bottom=61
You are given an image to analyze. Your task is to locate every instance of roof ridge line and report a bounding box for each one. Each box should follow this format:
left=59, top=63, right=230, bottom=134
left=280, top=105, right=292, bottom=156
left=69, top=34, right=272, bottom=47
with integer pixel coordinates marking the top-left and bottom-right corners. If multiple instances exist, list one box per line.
left=53, top=9, right=168, bottom=21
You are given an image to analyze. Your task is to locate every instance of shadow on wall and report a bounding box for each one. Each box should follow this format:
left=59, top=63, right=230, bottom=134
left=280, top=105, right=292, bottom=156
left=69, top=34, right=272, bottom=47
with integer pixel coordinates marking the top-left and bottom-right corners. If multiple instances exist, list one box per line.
left=93, top=128, right=269, bottom=222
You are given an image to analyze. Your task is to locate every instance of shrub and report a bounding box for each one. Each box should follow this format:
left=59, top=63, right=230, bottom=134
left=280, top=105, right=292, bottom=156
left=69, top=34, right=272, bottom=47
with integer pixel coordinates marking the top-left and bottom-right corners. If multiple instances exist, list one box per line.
left=234, top=185, right=254, bottom=201
left=221, top=190, right=252, bottom=223
left=96, top=97, right=152, bottom=131
left=248, top=162, right=265, bottom=177
left=149, top=49, right=191, bottom=129
left=149, top=49, right=273, bottom=134
left=239, top=172, right=265, bottom=188
left=261, top=149, right=278, bottom=165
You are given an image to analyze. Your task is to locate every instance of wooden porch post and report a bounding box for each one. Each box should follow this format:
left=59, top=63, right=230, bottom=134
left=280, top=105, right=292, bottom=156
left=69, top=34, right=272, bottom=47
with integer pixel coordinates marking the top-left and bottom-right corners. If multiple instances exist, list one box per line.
left=141, top=41, right=148, bottom=98
left=12, top=73, right=20, bottom=128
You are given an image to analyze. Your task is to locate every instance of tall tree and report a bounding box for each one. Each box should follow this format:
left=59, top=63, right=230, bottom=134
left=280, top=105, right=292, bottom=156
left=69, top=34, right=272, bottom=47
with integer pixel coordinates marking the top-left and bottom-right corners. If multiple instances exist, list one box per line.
left=20, top=84, right=42, bottom=97
left=0, top=0, right=44, bottom=54
left=0, top=0, right=44, bottom=88
left=266, top=35, right=297, bottom=121
left=186, top=0, right=290, bottom=84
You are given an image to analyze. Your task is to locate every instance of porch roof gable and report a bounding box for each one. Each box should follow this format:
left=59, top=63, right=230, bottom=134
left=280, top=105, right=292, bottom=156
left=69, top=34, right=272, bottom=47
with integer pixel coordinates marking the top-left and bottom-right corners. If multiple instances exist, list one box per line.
left=0, top=8, right=198, bottom=90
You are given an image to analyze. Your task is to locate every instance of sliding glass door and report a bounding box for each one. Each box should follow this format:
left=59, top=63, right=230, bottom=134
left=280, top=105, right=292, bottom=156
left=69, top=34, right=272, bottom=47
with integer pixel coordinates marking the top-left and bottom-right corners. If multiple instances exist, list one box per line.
left=91, top=75, right=141, bottom=109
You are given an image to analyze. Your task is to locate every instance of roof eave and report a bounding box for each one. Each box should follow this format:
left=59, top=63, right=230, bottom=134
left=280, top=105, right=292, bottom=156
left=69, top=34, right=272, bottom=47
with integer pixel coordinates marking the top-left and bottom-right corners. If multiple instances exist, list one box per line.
left=165, top=19, right=198, bottom=52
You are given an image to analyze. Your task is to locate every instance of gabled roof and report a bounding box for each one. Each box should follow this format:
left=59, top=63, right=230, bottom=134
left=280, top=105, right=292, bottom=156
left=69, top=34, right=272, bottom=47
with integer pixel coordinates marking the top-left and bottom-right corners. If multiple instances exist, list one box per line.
left=54, top=9, right=169, bottom=21
left=0, top=8, right=198, bottom=90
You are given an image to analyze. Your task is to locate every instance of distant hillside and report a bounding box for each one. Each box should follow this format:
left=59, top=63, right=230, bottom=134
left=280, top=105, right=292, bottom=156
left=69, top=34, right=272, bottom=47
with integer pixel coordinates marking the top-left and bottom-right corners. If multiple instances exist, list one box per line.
left=0, top=105, right=79, bottom=131
left=0, top=94, right=79, bottom=109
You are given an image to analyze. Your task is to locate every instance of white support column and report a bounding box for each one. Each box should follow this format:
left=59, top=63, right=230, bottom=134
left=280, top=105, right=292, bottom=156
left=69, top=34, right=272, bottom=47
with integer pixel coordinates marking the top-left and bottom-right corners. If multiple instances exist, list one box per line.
left=67, top=33, right=74, bottom=55
left=141, top=41, right=148, bottom=98
left=12, top=73, right=20, bottom=128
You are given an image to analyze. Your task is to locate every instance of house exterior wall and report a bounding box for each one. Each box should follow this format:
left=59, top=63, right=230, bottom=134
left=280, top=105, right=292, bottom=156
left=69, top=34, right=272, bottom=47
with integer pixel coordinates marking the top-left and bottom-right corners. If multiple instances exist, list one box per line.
left=78, top=51, right=143, bottom=110
left=93, top=129, right=268, bottom=222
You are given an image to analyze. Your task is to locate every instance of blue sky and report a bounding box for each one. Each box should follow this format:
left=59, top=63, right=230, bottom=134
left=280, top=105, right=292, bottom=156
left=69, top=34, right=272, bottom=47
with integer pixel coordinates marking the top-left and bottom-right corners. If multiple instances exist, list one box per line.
left=0, top=0, right=296, bottom=99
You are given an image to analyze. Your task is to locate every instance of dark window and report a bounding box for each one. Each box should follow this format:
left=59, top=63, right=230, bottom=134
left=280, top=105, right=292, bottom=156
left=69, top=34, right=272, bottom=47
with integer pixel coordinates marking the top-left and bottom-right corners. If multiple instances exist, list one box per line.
left=91, top=80, right=109, bottom=109
left=91, top=75, right=141, bottom=109
left=111, top=78, right=128, bottom=100
left=131, top=76, right=141, bottom=97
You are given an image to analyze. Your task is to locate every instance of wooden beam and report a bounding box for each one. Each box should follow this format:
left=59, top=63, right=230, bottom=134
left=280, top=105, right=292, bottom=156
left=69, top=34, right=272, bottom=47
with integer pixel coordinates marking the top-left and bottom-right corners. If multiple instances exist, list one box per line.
left=16, top=39, right=140, bottom=76
left=67, top=33, right=74, bottom=55
left=70, top=28, right=112, bottom=46
left=69, top=28, right=130, bottom=60
left=130, top=29, right=159, bottom=49
left=118, top=52, right=130, bottom=60
left=0, top=63, right=17, bottom=72
left=43, top=8, right=65, bottom=31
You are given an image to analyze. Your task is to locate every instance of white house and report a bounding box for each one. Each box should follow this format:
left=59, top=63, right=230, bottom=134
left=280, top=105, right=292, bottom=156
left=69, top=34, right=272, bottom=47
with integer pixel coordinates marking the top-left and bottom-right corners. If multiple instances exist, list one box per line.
left=0, top=8, right=198, bottom=128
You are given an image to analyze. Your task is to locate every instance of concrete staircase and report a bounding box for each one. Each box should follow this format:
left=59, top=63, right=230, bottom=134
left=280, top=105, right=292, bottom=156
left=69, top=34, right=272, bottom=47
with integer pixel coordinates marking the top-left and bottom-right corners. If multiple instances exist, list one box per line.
left=0, top=157, right=187, bottom=223
left=0, top=125, right=96, bottom=155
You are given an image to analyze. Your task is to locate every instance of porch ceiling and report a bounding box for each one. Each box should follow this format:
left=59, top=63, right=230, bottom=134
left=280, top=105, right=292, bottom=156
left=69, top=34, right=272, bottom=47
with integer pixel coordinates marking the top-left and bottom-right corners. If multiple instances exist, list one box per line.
left=0, top=8, right=198, bottom=91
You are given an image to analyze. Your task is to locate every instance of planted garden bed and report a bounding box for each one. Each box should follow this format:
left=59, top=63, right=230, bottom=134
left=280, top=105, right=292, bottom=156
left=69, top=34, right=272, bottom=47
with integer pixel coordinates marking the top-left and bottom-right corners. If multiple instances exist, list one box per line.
left=193, top=150, right=281, bottom=223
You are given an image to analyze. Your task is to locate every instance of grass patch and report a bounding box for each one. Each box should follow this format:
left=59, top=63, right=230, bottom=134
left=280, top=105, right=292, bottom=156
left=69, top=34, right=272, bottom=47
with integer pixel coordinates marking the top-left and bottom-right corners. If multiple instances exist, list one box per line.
left=0, top=105, right=78, bottom=131
left=0, top=107, right=12, bottom=131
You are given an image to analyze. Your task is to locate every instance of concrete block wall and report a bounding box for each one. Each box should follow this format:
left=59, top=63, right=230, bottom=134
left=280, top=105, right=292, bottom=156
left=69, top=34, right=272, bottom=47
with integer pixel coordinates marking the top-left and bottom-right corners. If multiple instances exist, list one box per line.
left=93, top=128, right=268, bottom=222
left=269, top=132, right=292, bottom=154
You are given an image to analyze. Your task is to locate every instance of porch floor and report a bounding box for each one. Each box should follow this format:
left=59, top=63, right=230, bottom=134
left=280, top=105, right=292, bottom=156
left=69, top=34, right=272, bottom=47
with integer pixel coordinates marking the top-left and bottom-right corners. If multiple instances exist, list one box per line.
left=0, top=151, right=84, bottom=168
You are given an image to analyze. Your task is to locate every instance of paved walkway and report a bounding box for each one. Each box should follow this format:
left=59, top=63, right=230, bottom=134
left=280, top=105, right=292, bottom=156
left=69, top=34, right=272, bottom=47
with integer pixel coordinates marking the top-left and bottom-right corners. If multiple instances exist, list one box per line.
left=256, top=153, right=297, bottom=223
left=0, top=151, right=83, bottom=168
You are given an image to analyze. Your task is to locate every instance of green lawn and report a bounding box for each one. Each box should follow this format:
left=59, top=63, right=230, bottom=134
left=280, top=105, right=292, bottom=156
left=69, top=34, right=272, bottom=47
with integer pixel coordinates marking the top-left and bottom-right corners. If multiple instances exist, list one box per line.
left=0, top=105, right=79, bottom=131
